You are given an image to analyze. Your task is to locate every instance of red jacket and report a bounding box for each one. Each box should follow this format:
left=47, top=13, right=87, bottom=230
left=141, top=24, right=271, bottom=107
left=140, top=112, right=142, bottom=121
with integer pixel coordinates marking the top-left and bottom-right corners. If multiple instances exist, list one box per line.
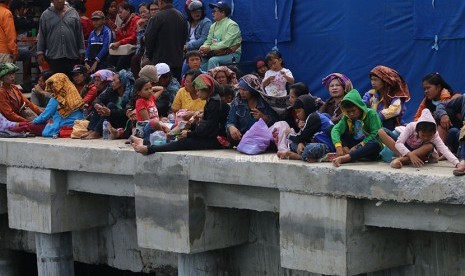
left=0, top=85, right=42, bottom=122
left=115, top=14, right=139, bottom=45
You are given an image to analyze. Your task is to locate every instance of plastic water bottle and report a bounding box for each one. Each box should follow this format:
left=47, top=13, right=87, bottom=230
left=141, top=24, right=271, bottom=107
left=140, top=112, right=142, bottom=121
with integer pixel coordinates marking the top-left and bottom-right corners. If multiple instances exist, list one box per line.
left=102, top=119, right=110, bottom=140
left=82, top=104, right=89, bottom=119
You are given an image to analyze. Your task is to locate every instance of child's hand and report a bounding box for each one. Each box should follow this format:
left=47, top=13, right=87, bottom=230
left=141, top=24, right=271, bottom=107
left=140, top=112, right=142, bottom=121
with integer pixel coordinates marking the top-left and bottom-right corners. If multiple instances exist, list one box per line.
left=407, top=152, right=424, bottom=167
left=297, top=120, right=305, bottom=129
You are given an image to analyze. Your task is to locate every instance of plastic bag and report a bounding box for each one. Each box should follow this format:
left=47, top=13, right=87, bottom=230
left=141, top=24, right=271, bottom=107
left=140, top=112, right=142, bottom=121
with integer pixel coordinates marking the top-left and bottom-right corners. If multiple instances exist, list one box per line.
left=269, top=121, right=291, bottom=152
left=70, top=119, right=89, bottom=139
left=237, top=118, right=273, bottom=155
left=150, top=131, right=167, bottom=146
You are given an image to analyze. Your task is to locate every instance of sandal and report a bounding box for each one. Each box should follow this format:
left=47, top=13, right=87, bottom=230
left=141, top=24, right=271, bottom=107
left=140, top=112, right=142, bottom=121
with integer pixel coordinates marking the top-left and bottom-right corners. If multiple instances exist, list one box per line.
left=453, top=169, right=465, bottom=176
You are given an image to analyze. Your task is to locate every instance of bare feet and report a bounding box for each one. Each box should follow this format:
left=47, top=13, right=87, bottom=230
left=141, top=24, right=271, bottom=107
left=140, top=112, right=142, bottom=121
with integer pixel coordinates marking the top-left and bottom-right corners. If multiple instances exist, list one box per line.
left=277, top=151, right=301, bottom=160
left=108, top=123, right=119, bottom=139
left=80, top=130, right=91, bottom=138
left=332, top=154, right=351, bottom=167
left=390, top=158, right=403, bottom=169
left=130, top=135, right=148, bottom=155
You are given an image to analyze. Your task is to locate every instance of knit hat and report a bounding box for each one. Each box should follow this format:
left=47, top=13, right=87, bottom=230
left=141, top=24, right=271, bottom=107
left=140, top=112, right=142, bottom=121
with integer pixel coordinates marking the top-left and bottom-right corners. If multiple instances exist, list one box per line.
left=139, top=65, right=158, bottom=83
left=0, top=63, right=19, bottom=79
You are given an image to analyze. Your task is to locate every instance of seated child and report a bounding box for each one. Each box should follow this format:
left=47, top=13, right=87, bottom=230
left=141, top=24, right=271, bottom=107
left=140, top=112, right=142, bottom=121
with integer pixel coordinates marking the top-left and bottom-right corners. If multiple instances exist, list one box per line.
left=331, top=89, right=383, bottom=167
left=181, top=50, right=203, bottom=86
left=262, top=50, right=294, bottom=97
left=277, top=95, right=334, bottom=162
left=378, top=109, right=459, bottom=169
left=131, top=74, right=230, bottom=155
left=133, top=78, right=169, bottom=141
left=219, top=85, right=235, bottom=104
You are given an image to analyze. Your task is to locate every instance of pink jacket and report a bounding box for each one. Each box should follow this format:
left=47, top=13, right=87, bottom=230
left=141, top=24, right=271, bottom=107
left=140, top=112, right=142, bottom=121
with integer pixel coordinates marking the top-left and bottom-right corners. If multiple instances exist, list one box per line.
left=395, top=109, right=459, bottom=166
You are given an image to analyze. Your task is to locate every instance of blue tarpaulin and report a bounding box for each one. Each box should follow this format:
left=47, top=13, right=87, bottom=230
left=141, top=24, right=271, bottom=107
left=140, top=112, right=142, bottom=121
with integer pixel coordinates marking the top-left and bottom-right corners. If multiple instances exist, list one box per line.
left=171, top=0, right=465, bottom=121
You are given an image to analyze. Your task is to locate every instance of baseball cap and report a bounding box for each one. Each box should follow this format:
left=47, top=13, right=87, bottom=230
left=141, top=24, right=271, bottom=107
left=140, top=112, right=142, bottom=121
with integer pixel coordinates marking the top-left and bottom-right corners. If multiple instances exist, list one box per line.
left=91, top=10, right=105, bottom=20
left=208, top=1, right=231, bottom=16
left=155, top=63, right=170, bottom=78
left=71, top=64, right=87, bottom=74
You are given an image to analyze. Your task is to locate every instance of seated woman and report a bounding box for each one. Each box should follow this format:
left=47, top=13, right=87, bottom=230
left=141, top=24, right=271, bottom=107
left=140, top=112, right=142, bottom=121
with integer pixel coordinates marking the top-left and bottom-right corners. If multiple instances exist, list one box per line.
left=208, top=66, right=238, bottom=87
left=31, top=71, right=53, bottom=108
left=320, top=73, right=353, bottom=124
left=71, top=65, right=99, bottom=106
left=363, top=65, right=410, bottom=130
left=414, top=72, right=461, bottom=143
left=108, top=2, right=139, bottom=71
left=31, top=73, right=84, bottom=137
left=226, top=74, right=278, bottom=145
left=131, top=74, right=229, bottom=155
left=199, top=1, right=241, bottom=71
left=83, top=69, right=135, bottom=139
left=0, top=63, right=43, bottom=123
left=171, top=69, right=205, bottom=124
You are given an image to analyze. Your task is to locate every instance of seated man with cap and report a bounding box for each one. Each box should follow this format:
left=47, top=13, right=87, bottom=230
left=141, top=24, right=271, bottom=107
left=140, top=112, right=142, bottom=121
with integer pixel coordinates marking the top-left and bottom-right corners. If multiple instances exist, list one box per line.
left=85, top=10, right=114, bottom=73
left=154, top=63, right=180, bottom=117
left=199, top=1, right=242, bottom=71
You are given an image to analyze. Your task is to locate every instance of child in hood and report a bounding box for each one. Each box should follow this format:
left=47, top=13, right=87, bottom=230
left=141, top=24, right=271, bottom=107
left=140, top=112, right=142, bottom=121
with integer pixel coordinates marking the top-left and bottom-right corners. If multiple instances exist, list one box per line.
left=379, top=109, right=459, bottom=169
left=278, top=95, right=334, bottom=162
left=331, top=89, right=383, bottom=167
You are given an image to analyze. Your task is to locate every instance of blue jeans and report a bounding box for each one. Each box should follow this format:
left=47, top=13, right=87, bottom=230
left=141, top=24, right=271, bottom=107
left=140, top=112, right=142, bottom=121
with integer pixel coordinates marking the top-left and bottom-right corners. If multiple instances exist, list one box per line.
left=446, top=127, right=460, bottom=154
left=289, top=142, right=330, bottom=161
left=340, top=132, right=381, bottom=161
left=201, top=51, right=241, bottom=71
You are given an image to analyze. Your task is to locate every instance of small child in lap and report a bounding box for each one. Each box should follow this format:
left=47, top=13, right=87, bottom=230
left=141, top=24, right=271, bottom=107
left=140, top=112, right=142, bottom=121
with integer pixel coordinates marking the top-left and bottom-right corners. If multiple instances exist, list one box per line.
left=378, top=109, right=459, bottom=169
left=277, top=95, right=334, bottom=162
left=331, top=89, right=383, bottom=167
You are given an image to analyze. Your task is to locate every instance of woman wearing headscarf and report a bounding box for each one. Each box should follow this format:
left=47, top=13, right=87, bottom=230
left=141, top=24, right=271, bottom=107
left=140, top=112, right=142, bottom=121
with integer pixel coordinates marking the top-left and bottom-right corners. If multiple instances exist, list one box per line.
left=131, top=74, right=229, bottom=155
left=208, top=65, right=238, bottom=87
left=226, top=74, right=279, bottom=144
left=82, top=69, right=135, bottom=139
left=320, top=73, right=353, bottom=124
left=363, top=65, right=410, bottom=130
left=31, top=73, right=84, bottom=137
left=0, top=63, right=43, bottom=122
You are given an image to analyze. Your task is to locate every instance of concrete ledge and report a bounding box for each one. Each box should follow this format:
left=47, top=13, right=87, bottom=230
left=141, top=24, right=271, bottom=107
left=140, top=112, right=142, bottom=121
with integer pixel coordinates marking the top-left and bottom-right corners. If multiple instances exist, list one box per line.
left=365, top=201, right=465, bottom=233
left=68, top=172, right=134, bottom=197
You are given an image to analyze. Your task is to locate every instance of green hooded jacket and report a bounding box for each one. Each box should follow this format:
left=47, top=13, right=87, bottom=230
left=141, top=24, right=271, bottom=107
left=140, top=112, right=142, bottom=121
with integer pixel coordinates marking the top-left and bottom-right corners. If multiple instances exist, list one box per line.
left=331, top=89, right=382, bottom=147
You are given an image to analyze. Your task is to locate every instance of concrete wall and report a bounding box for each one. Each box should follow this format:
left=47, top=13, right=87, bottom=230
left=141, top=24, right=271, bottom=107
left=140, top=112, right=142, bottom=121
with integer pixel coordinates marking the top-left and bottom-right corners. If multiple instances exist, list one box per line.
left=1, top=138, right=465, bottom=275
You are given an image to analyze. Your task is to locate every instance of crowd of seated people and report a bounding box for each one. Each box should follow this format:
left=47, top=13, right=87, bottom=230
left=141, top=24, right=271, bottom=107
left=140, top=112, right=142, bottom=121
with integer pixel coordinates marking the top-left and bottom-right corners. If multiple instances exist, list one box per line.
left=0, top=0, right=465, bottom=177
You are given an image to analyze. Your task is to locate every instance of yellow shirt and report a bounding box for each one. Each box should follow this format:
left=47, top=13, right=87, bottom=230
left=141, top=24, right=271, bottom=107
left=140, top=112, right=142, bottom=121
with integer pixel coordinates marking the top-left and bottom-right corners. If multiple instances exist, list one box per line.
left=171, top=87, right=206, bottom=112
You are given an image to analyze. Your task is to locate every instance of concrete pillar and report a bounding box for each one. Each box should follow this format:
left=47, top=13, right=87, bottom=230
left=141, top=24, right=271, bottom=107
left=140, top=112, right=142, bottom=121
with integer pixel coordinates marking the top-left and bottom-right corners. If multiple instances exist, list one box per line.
left=0, top=249, right=18, bottom=276
left=178, top=252, right=218, bottom=276
left=35, top=232, right=74, bottom=276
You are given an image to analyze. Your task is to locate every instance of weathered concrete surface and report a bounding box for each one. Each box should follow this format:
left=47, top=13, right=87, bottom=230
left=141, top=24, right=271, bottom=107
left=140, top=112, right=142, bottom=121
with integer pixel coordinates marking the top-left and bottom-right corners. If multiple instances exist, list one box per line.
left=36, top=232, right=74, bottom=276
left=7, top=167, right=109, bottom=233
left=1, top=137, right=465, bottom=275
left=280, top=193, right=410, bottom=275
left=135, top=157, right=249, bottom=254
left=365, top=201, right=465, bottom=234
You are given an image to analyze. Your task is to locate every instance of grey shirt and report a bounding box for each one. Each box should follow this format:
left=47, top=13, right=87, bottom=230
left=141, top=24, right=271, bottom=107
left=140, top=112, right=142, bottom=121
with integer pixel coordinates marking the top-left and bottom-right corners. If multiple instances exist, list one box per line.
left=36, top=6, right=85, bottom=60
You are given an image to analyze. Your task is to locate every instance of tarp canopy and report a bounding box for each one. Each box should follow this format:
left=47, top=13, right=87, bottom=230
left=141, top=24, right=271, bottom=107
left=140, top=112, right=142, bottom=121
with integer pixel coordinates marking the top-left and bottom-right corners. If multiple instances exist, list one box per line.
left=173, top=0, right=465, bottom=121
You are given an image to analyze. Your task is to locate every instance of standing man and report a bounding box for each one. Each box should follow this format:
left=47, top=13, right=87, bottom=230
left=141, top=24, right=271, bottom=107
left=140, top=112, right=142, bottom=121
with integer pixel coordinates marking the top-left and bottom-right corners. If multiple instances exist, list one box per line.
left=199, top=1, right=242, bottom=71
left=0, top=0, right=18, bottom=63
left=144, top=0, right=187, bottom=82
left=36, top=0, right=85, bottom=75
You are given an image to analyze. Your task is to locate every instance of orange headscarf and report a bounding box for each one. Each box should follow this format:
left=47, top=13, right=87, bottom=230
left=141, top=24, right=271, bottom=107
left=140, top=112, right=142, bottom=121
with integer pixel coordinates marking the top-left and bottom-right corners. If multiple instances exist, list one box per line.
left=370, top=65, right=410, bottom=102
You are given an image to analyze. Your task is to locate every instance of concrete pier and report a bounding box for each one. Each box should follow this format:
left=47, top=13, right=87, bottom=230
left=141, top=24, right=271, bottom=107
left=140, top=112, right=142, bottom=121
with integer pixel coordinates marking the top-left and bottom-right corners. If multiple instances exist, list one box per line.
left=1, top=137, right=465, bottom=275
left=36, top=232, right=74, bottom=276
